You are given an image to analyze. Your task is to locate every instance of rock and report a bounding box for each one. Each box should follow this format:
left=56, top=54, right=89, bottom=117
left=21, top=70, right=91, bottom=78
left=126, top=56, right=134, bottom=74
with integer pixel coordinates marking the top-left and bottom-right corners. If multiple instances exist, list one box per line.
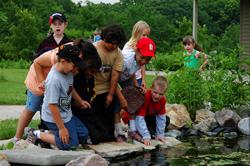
left=166, top=104, right=192, bottom=129
left=195, top=109, right=215, bottom=123
left=160, top=137, right=182, bottom=148
left=238, top=117, right=250, bottom=135
left=87, top=142, right=143, bottom=158
left=237, top=105, right=250, bottom=118
left=66, top=154, right=109, bottom=166
left=193, top=118, right=217, bottom=133
left=237, top=136, right=250, bottom=150
left=165, top=129, right=182, bottom=138
left=0, top=153, right=10, bottom=166
left=1, top=148, right=94, bottom=165
left=223, top=132, right=238, bottom=139
left=13, top=139, right=38, bottom=150
left=215, top=108, right=241, bottom=127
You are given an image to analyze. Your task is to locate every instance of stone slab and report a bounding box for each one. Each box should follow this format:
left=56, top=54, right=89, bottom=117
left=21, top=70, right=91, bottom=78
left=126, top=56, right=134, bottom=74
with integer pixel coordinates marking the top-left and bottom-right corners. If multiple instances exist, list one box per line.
left=88, top=142, right=143, bottom=158
left=0, top=148, right=95, bottom=165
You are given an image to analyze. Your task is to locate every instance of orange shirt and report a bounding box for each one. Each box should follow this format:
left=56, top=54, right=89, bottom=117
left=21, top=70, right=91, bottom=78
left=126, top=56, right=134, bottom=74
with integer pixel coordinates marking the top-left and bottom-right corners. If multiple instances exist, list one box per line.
left=25, top=48, right=58, bottom=96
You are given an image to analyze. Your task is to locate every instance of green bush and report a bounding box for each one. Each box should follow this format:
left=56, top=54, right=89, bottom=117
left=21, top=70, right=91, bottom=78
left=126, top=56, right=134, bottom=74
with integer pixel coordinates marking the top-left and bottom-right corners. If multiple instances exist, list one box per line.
left=167, top=69, right=205, bottom=118
left=166, top=68, right=249, bottom=118
left=150, top=52, right=183, bottom=71
left=0, top=59, right=31, bottom=69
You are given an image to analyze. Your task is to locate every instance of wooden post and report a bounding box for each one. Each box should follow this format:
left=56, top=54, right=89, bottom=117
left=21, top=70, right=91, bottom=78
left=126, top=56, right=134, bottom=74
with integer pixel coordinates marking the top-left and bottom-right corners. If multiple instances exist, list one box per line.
left=240, top=0, right=250, bottom=70
left=193, top=0, right=198, bottom=41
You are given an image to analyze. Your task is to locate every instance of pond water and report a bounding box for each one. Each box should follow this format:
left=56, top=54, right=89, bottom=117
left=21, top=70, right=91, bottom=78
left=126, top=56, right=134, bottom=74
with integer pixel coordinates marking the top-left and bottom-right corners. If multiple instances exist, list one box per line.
left=110, top=136, right=250, bottom=166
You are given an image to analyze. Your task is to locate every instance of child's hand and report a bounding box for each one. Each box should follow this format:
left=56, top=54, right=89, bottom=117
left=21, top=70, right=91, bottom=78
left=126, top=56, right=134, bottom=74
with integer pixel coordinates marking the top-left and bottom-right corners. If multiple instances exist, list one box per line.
left=59, top=127, right=69, bottom=145
left=105, top=94, right=113, bottom=107
left=80, top=100, right=91, bottom=109
left=199, top=65, right=205, bottom=72
left=143, top=139, right=151, bottom=146
left=38, top=80, right=45, bottom=92
left=155, top=136, right=165, bottom=143
left=141, top=80, right=146, bottom=89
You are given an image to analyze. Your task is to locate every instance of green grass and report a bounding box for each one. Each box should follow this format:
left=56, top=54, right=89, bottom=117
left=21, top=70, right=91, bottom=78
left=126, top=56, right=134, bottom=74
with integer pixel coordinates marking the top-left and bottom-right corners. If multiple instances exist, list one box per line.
left=0, top=68, right=28, bottom=104
left=0, top=119, right=39, bottom=140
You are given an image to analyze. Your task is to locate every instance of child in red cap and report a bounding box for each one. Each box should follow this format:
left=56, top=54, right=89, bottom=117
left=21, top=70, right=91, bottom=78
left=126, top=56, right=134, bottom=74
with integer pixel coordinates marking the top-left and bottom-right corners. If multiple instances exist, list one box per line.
left=118, top=37, right=156, bottom=142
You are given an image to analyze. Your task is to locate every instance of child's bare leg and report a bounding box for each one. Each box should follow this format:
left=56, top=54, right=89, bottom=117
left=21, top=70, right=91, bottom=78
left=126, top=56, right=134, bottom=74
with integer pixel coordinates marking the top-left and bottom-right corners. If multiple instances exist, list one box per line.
left=15, top=108, right=35, bottom=140
left=40, top=132, right=56, bottom=145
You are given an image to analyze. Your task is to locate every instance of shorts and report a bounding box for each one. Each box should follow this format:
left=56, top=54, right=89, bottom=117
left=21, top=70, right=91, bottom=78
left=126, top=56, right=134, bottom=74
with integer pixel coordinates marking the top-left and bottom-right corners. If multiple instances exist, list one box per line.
left=25, top=89, right=44, bottom=113
left=44, top=116, right=88, bottom=150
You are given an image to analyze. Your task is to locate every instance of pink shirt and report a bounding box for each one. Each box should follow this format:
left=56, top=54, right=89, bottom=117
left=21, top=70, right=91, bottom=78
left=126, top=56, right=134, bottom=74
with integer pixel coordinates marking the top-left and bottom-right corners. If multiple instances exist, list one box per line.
left=25, top=48, right=58, bottom=96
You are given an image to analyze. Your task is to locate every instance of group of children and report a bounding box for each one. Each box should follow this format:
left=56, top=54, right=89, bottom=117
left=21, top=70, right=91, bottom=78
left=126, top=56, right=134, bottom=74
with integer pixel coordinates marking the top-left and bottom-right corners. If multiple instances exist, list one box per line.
left=13, top=12, right=208, bottom=150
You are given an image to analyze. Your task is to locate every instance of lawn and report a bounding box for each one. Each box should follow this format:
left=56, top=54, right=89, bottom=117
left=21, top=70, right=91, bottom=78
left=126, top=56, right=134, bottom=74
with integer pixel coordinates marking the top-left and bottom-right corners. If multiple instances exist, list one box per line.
left=0, top=119, right=39, bottom=140
left=0, top=69, right=28, bottom=104
left=0, top=68, right=157, bottom=105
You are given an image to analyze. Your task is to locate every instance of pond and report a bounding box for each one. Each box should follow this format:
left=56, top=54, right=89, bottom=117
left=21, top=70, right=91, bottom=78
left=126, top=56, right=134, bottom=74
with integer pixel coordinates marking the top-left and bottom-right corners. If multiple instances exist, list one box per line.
left=110, top=136, right=250, bottom=166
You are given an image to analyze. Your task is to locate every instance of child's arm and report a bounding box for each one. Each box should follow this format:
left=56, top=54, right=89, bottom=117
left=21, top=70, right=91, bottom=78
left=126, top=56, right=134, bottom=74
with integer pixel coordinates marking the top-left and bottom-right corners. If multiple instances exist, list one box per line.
left=116, top=87, right=128, bottom=110
left=140, top=65, right=146, bottom=88
left=33, top=51, right=56, bottom=91
left=72, top=87, right=91, bottom=109
left=132, top=74, right=139, bottom=87
left=48, top=103, right=69, bottom=144
left=196, top=51, right=208, bottom=71
left=155, top=114, right=166, bottom=142
left=135, top=115, right=151, bottom=145
left=106, top=69, right=120, bottom=107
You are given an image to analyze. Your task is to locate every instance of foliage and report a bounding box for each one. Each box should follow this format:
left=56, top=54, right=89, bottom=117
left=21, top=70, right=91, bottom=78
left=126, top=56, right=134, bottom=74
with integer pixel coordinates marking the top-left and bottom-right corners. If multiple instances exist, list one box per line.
left=0, top=59, right=30, bottom=69
left=167, top=69, right=205, bottom=118
left=0, top=0, right=241, bottom=60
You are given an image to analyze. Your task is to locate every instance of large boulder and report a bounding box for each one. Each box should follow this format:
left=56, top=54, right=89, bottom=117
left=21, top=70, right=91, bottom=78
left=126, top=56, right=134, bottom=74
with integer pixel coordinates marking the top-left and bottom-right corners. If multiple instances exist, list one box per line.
left=166, top=104, right=192, bottom=129
left=194, top=109, right=217, bottom=133
left=195, top=109, right=215, bottom=123
left=215, top=108, right=241, bottom=127
left=238, top=117, right=250, bottom=135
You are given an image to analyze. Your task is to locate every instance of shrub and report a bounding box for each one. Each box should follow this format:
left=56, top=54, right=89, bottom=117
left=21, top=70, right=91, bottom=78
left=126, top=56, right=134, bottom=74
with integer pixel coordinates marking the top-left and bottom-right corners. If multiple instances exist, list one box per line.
left=0, top=59, right=30, bottom=69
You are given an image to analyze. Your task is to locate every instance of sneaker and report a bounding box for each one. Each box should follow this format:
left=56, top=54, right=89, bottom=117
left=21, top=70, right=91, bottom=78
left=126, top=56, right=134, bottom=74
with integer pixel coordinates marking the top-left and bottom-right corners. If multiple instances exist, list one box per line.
left=26, top=128, right=37, bottom=144
left=115, top=134, right=127, bottom=143
left=128, top=131, right=143, bottom=143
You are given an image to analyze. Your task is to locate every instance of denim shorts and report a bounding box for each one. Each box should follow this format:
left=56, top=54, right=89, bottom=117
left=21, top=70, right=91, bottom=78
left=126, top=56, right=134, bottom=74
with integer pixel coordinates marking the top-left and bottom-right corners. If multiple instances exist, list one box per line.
left=44, top=116, right=88, bottom=150
left=25, top=90, right=44, bottom=113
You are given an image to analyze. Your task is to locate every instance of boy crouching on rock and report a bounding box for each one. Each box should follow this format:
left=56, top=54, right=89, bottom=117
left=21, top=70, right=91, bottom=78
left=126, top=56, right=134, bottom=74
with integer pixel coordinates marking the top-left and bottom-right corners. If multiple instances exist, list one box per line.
left=26, top=45, right=91, bottom=150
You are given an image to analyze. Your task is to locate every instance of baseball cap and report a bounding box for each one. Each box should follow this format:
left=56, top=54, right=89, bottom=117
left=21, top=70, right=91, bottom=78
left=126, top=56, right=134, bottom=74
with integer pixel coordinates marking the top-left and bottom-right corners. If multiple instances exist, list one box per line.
left=57, top=45, right=87, bottom=70
left=49, top=12, right=67, bottom=25
left=136, top=37, right=156, bottom=57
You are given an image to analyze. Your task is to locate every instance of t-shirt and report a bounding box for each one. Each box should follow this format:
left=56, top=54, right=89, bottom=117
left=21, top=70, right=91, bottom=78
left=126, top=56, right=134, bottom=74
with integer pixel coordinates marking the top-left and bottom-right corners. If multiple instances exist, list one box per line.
left=119, top=43, right=140, bottom=82
left=41, top=66, right=73, bottom=123
left=36, top=33, right=71, bottom=57
left=25, top=48, right=58, bottom=96
left=94, top=41, right=124, bottom=95
left=136, top=89, right=166, bottom=117
left=183, top=49, right=199, bottom=69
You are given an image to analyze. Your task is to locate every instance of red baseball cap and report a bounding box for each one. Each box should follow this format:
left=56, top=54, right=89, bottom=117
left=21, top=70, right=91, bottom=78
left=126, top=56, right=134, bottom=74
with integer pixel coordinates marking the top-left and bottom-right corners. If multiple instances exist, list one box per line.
left=136, top=37, right=156, bottom=57
left=49, top=12, right=67, bottom=25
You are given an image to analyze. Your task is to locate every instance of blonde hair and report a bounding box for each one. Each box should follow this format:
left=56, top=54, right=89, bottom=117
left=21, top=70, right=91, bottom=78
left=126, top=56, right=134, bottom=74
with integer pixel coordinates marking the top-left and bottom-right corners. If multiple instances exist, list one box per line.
left=152, top=76, right=168, bottom=92
left=127, top=20, right=150, bottom=49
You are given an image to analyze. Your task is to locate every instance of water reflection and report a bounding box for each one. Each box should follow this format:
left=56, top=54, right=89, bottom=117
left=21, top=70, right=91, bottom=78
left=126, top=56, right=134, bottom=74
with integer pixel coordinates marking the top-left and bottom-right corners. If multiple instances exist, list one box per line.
left=110, top=136, right=250, bottom=165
